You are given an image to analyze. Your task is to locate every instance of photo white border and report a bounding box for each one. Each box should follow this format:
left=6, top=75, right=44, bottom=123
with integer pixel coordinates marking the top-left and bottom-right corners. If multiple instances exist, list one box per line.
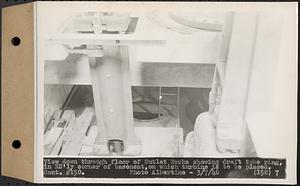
left=35, top=1, right=298, bottom=184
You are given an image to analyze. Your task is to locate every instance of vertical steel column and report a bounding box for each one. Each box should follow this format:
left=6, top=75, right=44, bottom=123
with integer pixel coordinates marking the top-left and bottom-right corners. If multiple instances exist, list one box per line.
left=89, top=45, right=140, bottom=154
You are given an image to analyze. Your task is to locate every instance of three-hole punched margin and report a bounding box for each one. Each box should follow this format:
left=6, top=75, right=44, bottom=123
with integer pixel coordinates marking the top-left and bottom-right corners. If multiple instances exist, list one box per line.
left=10, top=36, right=22, bottom=150
left=11, top=36, right=21, bottom=46
left=12, top=140, right=21, bottom=149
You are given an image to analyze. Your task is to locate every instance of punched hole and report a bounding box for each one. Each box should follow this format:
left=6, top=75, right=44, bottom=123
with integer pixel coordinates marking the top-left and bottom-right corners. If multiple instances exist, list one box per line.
left=11, top=37, right=21, bottom=46
left=12, top=140, right=21, bottom=149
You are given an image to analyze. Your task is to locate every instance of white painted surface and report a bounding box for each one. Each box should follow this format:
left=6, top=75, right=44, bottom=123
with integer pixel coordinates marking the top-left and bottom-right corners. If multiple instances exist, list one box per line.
left=246, top=11, right=297, bottom=183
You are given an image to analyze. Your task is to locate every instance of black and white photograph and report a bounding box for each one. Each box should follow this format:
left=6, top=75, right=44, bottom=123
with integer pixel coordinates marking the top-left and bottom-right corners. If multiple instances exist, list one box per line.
left=32, top=1, right=297, bottom=184
left=43, top=7, right=228, bottom=158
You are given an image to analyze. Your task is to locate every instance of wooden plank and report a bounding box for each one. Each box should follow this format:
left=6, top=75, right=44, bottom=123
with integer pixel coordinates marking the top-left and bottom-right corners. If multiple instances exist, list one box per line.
left=60, top=107, right=94, bottom=156
left=44, top=110, right=76, bottom=155
left=44, top=85, right=72, bottom=131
